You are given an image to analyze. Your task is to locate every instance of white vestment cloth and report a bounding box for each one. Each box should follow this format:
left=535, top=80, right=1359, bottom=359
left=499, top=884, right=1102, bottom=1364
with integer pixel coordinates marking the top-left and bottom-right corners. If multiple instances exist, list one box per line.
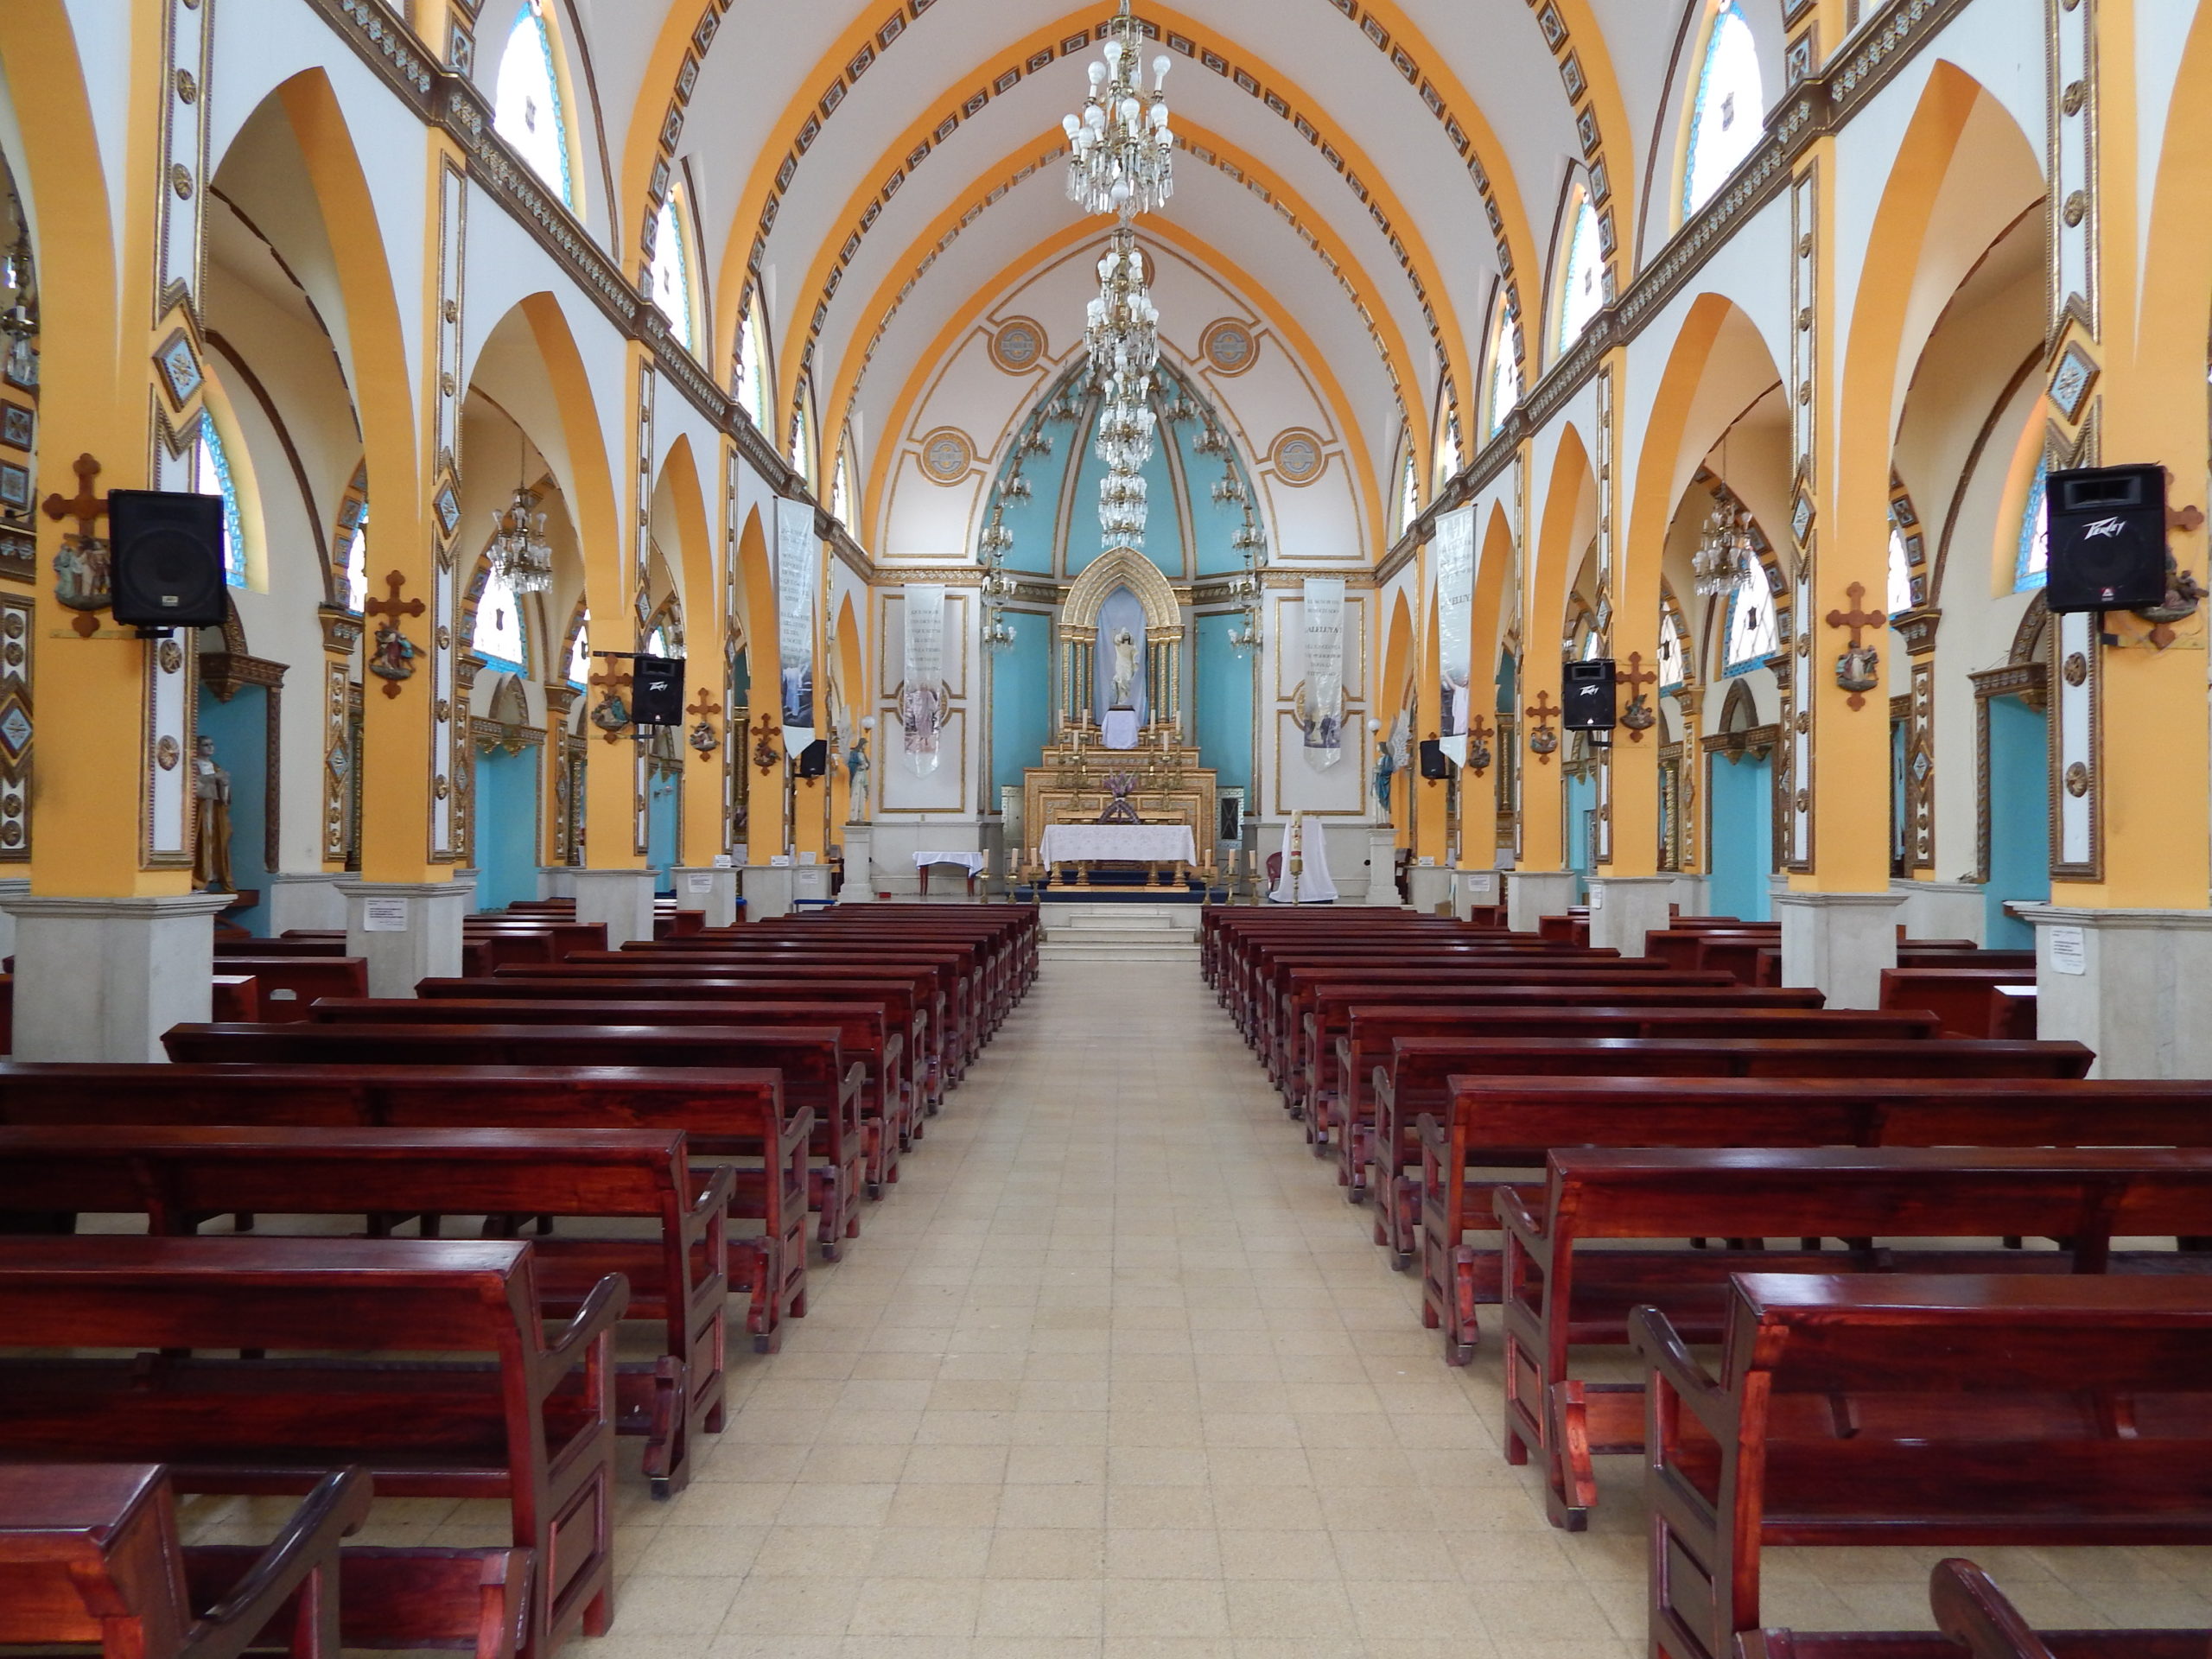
left=1271, top=818, right=1338, bottom=903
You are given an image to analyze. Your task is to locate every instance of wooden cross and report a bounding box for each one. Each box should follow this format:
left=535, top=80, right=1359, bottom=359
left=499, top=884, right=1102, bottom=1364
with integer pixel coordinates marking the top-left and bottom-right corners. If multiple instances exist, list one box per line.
left=585, top=658, right=633, bottom=744
left=1619, top=652, right=1658, bottom=743
left=686, top=688, right=722, bottom=723
left=1527, top=690, right=1560, bottom=766
left=365, top=569, right=425, bottom=629
left=1468, top=714, right=1495, bottom=775
left=1824, top=582, right=1885, bottom=712
left=685, top=689, right=723, bottom=762
left=748, top=710, right=782, bottom=774
left=41, top=454, right=107, bottom=540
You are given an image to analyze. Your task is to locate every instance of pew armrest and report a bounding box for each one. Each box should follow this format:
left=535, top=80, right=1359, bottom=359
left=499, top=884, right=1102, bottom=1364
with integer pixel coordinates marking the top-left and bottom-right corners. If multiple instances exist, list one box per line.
left=1491, top=1184, right=1553, bottom=1271
left=186, top=1466, right=374, bottom=1659
left=686, top=1163, right=738, bottom=1230
left=543, top=1273, right=632, bottom=1374
left=1628, top=1304, right=1735, bottom=1442
left=1929, top=1560, right=2061, bottom=1659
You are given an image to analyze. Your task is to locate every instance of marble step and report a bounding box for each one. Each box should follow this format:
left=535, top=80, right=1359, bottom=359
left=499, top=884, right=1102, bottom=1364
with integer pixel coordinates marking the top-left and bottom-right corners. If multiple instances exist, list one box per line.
left=1040, top=938, right=1201, bottom=963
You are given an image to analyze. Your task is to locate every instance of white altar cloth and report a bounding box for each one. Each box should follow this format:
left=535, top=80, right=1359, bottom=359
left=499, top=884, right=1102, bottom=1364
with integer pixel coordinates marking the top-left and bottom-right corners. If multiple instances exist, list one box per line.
left=913, top=851, right=988, bottom=875
left=1039, top=824, right=1198, bottom=866
left=1269, top=817, right=1339, bottom=903
left=1100, top=709, right=1141, bottom=751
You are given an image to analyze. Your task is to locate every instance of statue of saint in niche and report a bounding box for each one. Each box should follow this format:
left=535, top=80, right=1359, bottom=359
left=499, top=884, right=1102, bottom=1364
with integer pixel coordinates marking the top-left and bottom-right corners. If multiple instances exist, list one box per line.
left=192, top=734, right=233, bottom=892
left=1109, top=627, right=1141, bottom=710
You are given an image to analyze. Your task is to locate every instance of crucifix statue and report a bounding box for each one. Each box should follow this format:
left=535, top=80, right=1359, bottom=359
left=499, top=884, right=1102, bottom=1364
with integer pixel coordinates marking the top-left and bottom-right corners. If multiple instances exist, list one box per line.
left=363, top=570, right=426, bottom=698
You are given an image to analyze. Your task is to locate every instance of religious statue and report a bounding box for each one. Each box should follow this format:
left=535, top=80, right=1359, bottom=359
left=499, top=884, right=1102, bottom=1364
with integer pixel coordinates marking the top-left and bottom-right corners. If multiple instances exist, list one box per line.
left=1109, top=627, right=1141, bottom=709
left=368, top=619, right=417, bottom=684
left=1372, top=739, right=1395, bottom=819
left=845, top=728, right=872, bottom=817
left=52, top=536, right=111, bottom=612
left=191, top=734, right=232, bottom=892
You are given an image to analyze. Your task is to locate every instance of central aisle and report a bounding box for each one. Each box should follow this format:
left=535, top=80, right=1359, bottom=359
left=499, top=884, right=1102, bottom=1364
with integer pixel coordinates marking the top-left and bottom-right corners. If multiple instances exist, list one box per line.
left=594, top=950, right=2183, bottom=1656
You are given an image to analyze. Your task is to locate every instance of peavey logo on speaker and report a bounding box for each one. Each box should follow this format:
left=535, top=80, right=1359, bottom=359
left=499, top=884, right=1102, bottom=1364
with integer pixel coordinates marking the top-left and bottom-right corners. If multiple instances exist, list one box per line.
left=2082, top=516, right=2128, bottom=541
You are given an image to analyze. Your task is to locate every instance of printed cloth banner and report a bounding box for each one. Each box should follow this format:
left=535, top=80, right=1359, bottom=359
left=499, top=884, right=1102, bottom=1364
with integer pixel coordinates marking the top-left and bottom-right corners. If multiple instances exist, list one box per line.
left=774, top=496, right=819, bottom=747
left=900, top=583, right=947, bottom=777
left=1300, top=577, right=1346, bottom=771
left=1433, top=503, right=1477, bottom=766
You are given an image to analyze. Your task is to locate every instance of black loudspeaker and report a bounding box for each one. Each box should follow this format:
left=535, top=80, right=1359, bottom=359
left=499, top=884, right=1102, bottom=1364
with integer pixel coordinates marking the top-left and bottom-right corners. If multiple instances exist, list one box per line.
left=108, top=490, right=228, bottom=628
left=1562, top=658, right=1618, bottom=730
left=2044, top=465, right=2168, bottom=613
left=796, top=739, right=830, bottom=779
left=632, top=655, right=685, bottom=726
left=1418, top=739, right=1450, bottom=779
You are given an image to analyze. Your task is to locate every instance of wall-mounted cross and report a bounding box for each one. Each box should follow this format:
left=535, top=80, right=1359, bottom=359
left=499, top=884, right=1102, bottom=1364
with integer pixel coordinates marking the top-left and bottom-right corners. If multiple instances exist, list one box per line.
left=685, top=689, right=724, bottom=761
left=363, top=570, right=427, bottom=699
left=749, top=710, right=782, bottom=775
left=365, top=570, right=425, bottom=630
left=686, top=689, right=722, bottom=723
left=1619, top=652, right=1659, bottom=743
left=41, top=454, right=107, bottom=542
left=1527, top=690, right=1560, bottom=766
left=1824, top=582, right=1885, bottom=712
left=1468, top=714, right=1495, bottom=775
left=587, top=658, right=633, bottom=745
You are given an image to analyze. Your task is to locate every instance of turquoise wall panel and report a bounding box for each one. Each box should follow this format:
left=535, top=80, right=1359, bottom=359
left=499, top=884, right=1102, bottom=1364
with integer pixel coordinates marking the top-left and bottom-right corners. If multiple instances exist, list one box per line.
left=1709, top=754, right=1773, bottom=922
left=1984, top=695, right=2050, bottom=948
left=1566, top=772, right=1596, bottom=895
left=473, top=746, right=543, bottom=913
left=194, top=686, right=270, bottom=937
left=647, top=772, right=678, bottom=892
left=990, top=609, right=1053, bottom=798
left=1194, top=613, right=1255, bottom=793
left=1068, top=431, right=1183, bottom=578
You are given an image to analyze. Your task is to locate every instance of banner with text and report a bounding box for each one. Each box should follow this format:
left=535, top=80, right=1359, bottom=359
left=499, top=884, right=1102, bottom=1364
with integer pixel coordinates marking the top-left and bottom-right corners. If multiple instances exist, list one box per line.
left=1433, top=502, right=1477, bottom=766
left=774, top=496, right=819, bottom=747
left=1300, top=577, right=1346, bottom=771
left=900, top=584, right=947, bottom=777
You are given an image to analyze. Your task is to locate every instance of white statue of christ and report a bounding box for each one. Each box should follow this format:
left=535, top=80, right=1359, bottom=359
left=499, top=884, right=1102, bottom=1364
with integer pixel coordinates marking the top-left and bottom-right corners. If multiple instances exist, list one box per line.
left=1109, top=628, right=1141, bottom=709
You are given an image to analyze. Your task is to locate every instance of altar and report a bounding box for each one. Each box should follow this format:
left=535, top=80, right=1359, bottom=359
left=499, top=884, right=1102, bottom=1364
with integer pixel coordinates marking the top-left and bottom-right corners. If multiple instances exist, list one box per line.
left=1038, top=822, right=1199, bottom=886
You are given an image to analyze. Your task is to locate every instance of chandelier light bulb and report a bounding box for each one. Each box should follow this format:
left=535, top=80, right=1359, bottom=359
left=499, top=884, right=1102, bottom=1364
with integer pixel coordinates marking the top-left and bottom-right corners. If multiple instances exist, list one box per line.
left=1090, top=59, right=1109, bottom=83
left=1154, top=56, right=1171, bottom=88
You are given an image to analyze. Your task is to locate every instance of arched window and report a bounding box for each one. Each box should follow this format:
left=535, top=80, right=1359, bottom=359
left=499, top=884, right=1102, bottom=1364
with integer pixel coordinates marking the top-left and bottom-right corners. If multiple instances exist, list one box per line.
left=1554, top=187, right=1605, bottom=358
left=649, top=188, right=696, bottom=354
left=645, top=620, right=672, bottom=659
left=1887, top=525, right=1915, bottom=616
left=494, top=0, right=575, bottom=208
left=342, top=506, right=369, bottom=612
left=1393, top=432, right=1420, bottom=540
left=2014, top=458, right=2049, bottom=593
left=188, top=412, right=247, bottom=589
left=1722, top=569, right=1778, bottom=674
left=567, top=609, right=590, bottom=686
left=831, top=444, right=854, bottom=525
left=1485, top=301, right=1522, bottom=438
left=790, top=384, right=817, bottom=488
left=474, top=563, right=528, bottom=672
left=1681, top=1, right=1763, bottom=219
left=735, top=300, right=772, bottom=426
left=1658, top=605, right=1687, bottom=690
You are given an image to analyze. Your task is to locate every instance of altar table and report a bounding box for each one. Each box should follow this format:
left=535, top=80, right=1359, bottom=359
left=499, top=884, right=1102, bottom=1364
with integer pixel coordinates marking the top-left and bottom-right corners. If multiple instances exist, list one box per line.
left=1039, top=823, right=1198, bottom=886
left=914, top=851, right=988, bottom=896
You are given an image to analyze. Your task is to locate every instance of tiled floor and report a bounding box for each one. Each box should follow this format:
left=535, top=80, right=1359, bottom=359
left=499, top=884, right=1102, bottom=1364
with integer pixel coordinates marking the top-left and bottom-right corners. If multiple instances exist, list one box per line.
left=194, top=952, right=2212, bottom=1656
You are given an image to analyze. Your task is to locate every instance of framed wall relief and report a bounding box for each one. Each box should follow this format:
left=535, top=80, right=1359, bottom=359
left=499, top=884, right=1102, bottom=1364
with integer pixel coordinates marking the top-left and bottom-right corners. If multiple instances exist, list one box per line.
left=0, top=402, right=32, bottom=450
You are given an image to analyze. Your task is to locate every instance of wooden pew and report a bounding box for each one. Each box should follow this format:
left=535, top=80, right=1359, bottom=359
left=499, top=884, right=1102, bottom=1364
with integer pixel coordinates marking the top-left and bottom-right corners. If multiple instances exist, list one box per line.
left=338, top=993, right=907, bottom=1195
left=1325, top=1004, right=1938, bottom=1195
left=1635, top=1274, right=2212, bottom=1659
left=0, top=1061, right=808, bottom=1351
left=1880, top=965, right=2040, bottom=1037
left=1741, top=1556, right=2212, bottom=1658
left=0, top=1464, right=375, bottom=1659
left=1238, top=939, right=1613, bottom=1053
left=161, top=1023, right=866, bottom=1260
left=0, top=1124, right=731, bottom=1500
left=0, top=1236, right=626, bottom=1659
left=1369, top=1034, right=2097, bottom=1266
left=207, top=957, right=368, bottom=1020
left=1493, top=1146, right=2212, bottom=1529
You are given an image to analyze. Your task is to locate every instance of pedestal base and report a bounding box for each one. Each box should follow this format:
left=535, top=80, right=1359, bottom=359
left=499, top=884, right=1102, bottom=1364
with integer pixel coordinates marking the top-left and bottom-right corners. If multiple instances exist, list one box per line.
left=1777, top=890, right=1904, bottom=1008
left=1407, top=866, right=1453, bottom=916
left=671, top=866, right=739, bottom=929
left=1892, top=877, right=1986, bottom=945
left=265, top=873, right=348, bottom=935
left=1363, top=831, right=1402, bottom=908
left=1668, top=874, right=1710, bottom=918
left=839, top=826, right=875, bottom=902
left=2014, top=906, right=2212, bottom=1077
left=3, top=891, right=234, bottom=1060
left=338, top=880, right=472, bottom=1000
left=536, top=867, right=578, bottom=901
left=1506, top=870, right=1580, bottom=934
left=570, top=868, right=657, bottom=949
left=1588, top=875, right=1676, bottom=958
left=742, top=864, right=796, bottom=923
left=1452, top=868, right=1501, bottom=920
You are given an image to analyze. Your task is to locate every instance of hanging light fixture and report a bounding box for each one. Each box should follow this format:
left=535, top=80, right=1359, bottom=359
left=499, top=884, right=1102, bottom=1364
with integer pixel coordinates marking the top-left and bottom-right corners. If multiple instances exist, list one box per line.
left=1692, top=437, right=1758, bottom=599
left=1, top=216, right=35, bottom=390
left=1061, top=0, right=1174, bottom=219
left=979, top=515, right=1018, bottom=651
left=488, top=432, right=555, bottom=594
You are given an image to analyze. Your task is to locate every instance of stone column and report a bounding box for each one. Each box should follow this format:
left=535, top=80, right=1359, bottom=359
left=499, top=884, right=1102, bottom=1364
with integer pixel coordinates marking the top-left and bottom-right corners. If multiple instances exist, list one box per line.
left=1452, top=868, right=1501, bottom=920
left=570, top=867, right=657, bottom=947
left=671, top=866, right=739, bottom=928
left=536, top=865, right=579, bottom=900
left=337, top=880, right=472, bottom=1000
left=1587, top=874, right=1675, bottom=958
left=1777, top=890, right=1904, bottom=1009
left=1506, top=869, right=1580, bottom=933
left=265, top=872, right=348, bottom=934
left=2015, top=906, right=2212, bottom=1078
left=839, top=823, right=875, bottom=902
left=742, top=863, right=797, bottom=922
left=1406, top=867, right=1454, bottom=916
left=1363, top=830, right=1401, bottom=907
left=3, top=892, right=234, bottom=1060
left=1891, top=878, right=1985, bottom=944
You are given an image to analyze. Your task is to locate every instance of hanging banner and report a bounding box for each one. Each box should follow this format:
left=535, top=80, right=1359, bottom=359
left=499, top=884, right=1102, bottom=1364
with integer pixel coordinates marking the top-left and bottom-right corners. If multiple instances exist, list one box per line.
left=1433, top=502, right=1477, bottom=766
left=773, top=496, right=818, bottom=747
left=1300, top=576, right=1346, bottom=771
left=900, top=583, right=947, bottom=777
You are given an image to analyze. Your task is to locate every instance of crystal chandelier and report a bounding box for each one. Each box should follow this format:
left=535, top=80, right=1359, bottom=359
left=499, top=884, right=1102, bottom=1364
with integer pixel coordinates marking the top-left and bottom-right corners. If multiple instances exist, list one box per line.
left=1062, top=0, right=1174, bottom=219
left=1692, top=490, right=1757, bottom=599
left=1093, top=381, right=1157, bottom=474
left=978, top=514, right=1016, bottom=651
left=1085, top=230, right=1160, bottom=387
left=488, top=435, right=554, bottom=594
left=1, top=219, right=35, bottom=390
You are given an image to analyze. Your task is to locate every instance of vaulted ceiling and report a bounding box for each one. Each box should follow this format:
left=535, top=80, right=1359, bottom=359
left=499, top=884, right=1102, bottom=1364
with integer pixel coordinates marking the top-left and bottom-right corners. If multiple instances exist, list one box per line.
left=551, top=0, right=1782, bottom=505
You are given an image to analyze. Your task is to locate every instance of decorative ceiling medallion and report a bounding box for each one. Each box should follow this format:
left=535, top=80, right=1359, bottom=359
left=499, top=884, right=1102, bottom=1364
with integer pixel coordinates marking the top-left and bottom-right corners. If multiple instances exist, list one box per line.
left=1269, top=430, right=1325, bottom=486
left=989, top=318, right=1046, bottom=374
left=1201, top=320, right=1257, bottom=376
left=918, top=428, right=976, bottom=485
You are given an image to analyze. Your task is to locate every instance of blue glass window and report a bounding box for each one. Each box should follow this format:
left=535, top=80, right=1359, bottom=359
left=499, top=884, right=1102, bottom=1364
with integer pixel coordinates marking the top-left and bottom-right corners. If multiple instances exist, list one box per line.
left=1723, top=571, right=1777, bottom=675
left=494, top=1, right=574, bottom=207
left=189, top=414, right=246, bottom=588
left=1658, top=607, right=1687, bottom=690
left=473, top=564, right=527, bottom=673
left=2015, top=458, right=2049, bottom=593
left=650, top=190, right=695, bottom=353
left=1486, top=306, right=1521, bottom=437
left=568, top=610, right=589, bottom=687
left=1555, top=190, right=1604, bottom=356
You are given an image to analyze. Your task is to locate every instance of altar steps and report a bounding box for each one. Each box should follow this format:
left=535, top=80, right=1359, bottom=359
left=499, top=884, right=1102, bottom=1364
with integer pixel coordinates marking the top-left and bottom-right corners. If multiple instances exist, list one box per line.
left=1039, top=902, right=1201, bottom=964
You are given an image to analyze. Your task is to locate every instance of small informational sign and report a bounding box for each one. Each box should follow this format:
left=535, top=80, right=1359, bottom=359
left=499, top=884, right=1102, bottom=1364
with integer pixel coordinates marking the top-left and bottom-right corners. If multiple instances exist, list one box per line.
left=1588, top=886, right=1605, bottom=910
left=712, top=855, right=734, bottom=868
left=686, top=872, right=714, bottom=894
left=2049, top=925, right=2087, bottom=976
left=362, top=897, right=409, bottom=933
left=798, top=851, right=818, bottom=866
left=1465, top=874, right=1496, bottom=898
left=770, top=855, right=792, bottom=868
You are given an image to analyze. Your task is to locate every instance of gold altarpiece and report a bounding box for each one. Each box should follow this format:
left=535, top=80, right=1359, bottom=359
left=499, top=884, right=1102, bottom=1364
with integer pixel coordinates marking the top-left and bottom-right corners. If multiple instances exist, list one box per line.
left=1019, top=549, right=1217, bottom=859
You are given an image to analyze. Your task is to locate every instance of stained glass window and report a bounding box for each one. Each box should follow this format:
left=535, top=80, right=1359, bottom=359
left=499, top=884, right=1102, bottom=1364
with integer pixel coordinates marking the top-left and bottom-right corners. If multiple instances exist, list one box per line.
left=832, top=446, right=853, bottom=524
left=568, top=610, right=589, bottom=686
left=343, top=505, right=367, bottom=613
left=2015, top=458, right=2049, bottom=593
left=650, top=190, right=695, bottom=353
left=494, top=0, right=574, bottom=208
left=474, top=563, right=527, bottom=672
left=736, top=302, right=772, bottom=425
left=1555, top=189, right=1605, bottom=357
left=1683, top=1, right=1763, bottom=218
left=189, top=413, right=247, bottom=588
left=1723, top=569, right=1778, bottom=674
left=791, top=391, right=814, bottom=487
left=1397, top=442, right=1420, bottom=538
